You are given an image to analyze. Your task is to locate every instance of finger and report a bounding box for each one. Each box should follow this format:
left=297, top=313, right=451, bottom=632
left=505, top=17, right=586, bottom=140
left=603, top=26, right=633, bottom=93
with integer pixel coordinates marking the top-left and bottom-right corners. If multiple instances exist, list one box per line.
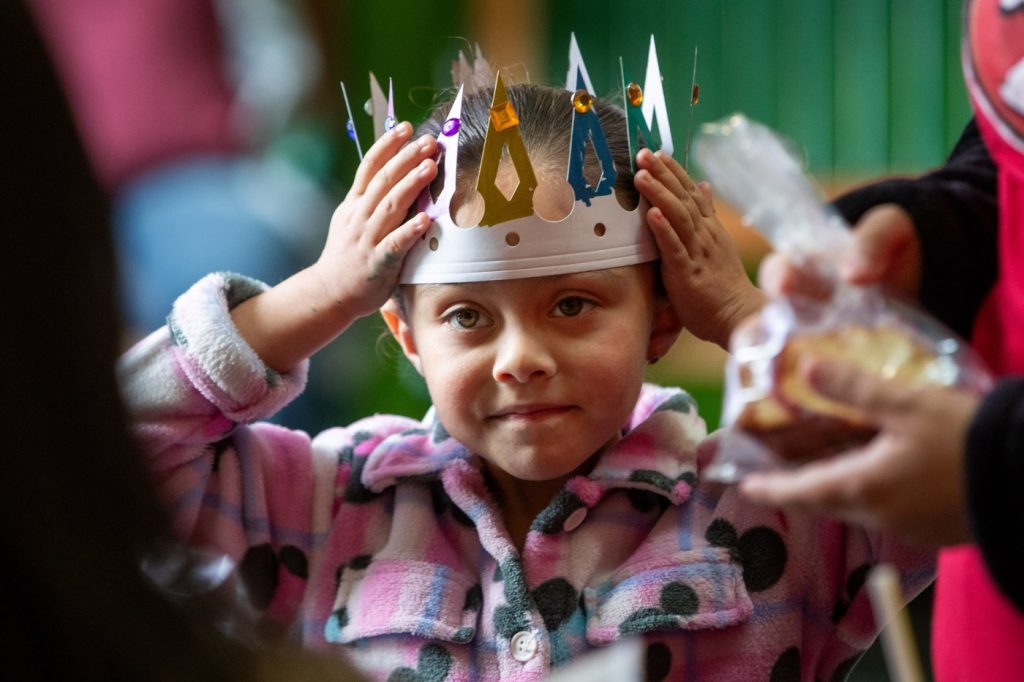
left=637, top=149, right=686, bottom=198
left=694, top=181, right=716, bottom=218
left=647, top=205, right=690, bottom=260
left=740, top=445, right=878, bottom=515
left=367, top=157, right=438, bottom=242
left=757, top=253, right=834, bottom=300
left=635, top=169, right=703, bottom=254
left=840, top=204, right=917, bottom=285
left=641, top=152, right=711, bottom=237
left=370, top=212, right=432, bottom=277
left=655, top=149, right=698, bottom=193
left=361, top=134, right=438, bottom=217
left=351, top=122, right=413, bottom=195
left=802, top=358, right=915, bottom=417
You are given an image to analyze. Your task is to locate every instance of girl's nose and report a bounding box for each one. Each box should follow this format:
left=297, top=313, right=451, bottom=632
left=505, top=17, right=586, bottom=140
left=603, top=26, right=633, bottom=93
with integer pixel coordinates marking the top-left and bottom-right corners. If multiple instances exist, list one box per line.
left=492, top=328, right=557, bottom=383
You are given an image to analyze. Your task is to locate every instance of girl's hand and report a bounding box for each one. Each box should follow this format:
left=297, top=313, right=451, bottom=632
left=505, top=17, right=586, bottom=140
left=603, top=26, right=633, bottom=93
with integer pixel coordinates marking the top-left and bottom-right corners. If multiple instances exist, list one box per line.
left=635, top=149, right=764, bottom=349
left=740, top=357, right=977, bottom=548
left=231, top=123, right=437, bottom=373
left=313, top=122, right=438, bottom=319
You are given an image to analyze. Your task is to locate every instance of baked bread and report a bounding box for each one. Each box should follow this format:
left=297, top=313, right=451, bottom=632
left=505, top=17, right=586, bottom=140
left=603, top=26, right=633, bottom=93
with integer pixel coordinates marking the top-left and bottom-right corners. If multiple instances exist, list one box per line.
left=735, top=323, right=951, bottom=460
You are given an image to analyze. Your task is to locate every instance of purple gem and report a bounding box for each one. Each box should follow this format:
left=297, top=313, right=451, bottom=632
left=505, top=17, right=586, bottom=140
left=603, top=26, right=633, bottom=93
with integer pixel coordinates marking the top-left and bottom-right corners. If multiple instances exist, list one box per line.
left=346, top=120, right=357, bottom=140
left=384, top=115, right=396, bottom=131
left=441, top=117, right=460, bottom=137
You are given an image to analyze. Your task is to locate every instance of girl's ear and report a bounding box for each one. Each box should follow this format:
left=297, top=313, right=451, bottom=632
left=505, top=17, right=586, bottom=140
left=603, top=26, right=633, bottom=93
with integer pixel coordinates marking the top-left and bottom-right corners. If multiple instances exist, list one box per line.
left=380, top=300, right=424, bottom=375
left=648, top=297, right=683, bottom=362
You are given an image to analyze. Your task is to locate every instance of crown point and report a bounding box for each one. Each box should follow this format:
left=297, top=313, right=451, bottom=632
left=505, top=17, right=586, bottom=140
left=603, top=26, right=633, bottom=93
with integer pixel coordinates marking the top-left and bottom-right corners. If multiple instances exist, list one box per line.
left=488, top=74, right=520, bottom=131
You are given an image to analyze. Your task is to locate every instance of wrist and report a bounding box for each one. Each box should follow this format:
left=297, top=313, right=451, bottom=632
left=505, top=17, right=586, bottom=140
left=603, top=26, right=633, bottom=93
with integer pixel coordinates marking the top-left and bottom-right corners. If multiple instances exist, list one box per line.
left=307, top=260, right=362, bottom=322
left=713, top=284, right=766, bottom=350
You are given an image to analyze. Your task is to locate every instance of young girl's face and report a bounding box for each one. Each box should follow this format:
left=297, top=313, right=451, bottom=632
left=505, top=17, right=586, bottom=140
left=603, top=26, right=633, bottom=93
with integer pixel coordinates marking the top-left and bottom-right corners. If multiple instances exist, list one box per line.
left=386, top=264, right=673, bottom=482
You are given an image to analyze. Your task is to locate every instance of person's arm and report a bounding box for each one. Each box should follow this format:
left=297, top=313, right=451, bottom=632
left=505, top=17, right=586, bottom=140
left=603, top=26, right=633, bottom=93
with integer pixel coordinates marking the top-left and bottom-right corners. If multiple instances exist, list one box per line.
left=833, top=119, right=998, bottom=338
left=965, top=377, right=1024, bottom=613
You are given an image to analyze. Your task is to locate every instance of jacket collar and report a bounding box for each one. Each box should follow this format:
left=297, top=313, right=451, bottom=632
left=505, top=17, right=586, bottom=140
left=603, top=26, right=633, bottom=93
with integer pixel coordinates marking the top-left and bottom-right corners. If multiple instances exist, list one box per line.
left=361, top=384, right=706, bottom=505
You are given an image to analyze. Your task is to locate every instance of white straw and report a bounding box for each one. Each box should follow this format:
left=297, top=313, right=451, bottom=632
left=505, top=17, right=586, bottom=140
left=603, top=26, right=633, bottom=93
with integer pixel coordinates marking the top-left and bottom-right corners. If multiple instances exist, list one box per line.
left=867, top=564, right=924, bottom=682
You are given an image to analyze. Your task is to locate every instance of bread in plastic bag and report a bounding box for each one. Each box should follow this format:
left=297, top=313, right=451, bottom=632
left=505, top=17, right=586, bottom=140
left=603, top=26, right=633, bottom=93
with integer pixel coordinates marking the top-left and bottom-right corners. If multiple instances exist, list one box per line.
left=692, top=114, right=992, bottom=483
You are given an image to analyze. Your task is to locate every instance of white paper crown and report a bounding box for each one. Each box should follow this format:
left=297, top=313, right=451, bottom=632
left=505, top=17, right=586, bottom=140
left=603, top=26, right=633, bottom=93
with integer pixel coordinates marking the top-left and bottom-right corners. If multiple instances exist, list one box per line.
left=342, top=35, right=677, bottom=284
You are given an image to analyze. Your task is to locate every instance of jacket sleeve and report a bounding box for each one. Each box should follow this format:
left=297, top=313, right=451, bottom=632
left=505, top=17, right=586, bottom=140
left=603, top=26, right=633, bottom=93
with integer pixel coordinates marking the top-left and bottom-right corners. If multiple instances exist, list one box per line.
left=965, top=377, right=1024, bottom=615
left=832, top=119, right=998, bottom=339
left=118, top=272, right=334, bottom=624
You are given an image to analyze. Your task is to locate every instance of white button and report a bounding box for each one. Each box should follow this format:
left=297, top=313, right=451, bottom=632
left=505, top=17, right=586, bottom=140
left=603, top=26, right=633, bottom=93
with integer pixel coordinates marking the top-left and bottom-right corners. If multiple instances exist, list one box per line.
left=562, top=507, right=587, bottom=532
left=510, top=630, right=538, bottom=662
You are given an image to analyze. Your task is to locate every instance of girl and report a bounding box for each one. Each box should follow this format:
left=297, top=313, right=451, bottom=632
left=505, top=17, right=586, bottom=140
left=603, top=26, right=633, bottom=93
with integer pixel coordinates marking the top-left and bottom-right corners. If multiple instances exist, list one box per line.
left=121, top=82, right=931, bottom=680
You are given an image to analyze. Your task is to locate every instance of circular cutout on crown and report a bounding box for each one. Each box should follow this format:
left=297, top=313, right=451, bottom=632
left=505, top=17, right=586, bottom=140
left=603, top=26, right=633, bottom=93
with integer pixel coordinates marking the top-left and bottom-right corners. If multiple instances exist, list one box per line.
left=594, top=222, right=606, bottom=237
left=505, top=232, right=520, bottom=247
left=429, top=237, right=439, bottom=251
left=534, top=179, right=575, bottom=221
left=450, top=187, right=486, bottom=228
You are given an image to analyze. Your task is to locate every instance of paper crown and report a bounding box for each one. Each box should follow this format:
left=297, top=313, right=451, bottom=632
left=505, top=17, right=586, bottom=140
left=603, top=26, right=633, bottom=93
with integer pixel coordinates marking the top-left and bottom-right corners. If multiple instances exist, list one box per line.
left=341, top=35, right=681, bottom=284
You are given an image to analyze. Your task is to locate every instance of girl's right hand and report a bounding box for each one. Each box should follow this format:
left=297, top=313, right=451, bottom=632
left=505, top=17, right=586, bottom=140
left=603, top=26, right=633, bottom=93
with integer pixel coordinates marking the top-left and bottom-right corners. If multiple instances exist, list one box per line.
left=313, top=122, right=438, bottom=319
left=230, top=123, right=437, bottom=374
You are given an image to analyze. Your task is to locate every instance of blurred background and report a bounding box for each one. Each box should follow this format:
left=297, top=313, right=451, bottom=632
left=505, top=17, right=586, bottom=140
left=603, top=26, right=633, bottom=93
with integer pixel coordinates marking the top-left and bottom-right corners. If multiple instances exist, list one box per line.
left=334, top=0, right=971, bottom=436
left=29, top=0, right=966, bottom=678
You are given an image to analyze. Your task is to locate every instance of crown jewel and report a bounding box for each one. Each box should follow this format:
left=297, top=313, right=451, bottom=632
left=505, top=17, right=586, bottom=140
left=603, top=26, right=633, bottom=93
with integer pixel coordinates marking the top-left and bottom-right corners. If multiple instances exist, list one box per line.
left=341, top=35, right=679, bottom=284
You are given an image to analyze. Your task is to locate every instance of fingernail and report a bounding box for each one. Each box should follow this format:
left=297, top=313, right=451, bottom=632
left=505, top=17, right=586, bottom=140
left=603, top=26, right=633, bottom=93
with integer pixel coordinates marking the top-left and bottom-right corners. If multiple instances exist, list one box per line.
left=418, top=160, right=434, bottom=177
left=419, top=135, right=435, bottom=152
left=394, top=122, right=411, bottom=137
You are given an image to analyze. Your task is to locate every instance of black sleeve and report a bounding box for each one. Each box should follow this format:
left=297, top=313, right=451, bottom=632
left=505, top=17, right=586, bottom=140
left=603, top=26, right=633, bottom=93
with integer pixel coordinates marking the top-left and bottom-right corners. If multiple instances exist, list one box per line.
left=832, top=120, right=998, bottom=339
left=965, top=377, right=1024, bottom=615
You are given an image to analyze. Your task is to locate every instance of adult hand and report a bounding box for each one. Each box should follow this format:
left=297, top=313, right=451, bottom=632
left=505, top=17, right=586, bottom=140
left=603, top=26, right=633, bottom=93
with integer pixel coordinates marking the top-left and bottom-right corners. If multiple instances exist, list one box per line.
left=758, top=202, right=922, bottom=301
left=740, top=357, right=978, bottom=547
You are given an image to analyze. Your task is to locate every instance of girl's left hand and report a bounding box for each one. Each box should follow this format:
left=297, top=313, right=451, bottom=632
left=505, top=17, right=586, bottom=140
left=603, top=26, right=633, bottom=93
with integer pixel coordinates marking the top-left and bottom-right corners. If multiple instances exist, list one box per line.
left=634, top=149, right=764, bottom=349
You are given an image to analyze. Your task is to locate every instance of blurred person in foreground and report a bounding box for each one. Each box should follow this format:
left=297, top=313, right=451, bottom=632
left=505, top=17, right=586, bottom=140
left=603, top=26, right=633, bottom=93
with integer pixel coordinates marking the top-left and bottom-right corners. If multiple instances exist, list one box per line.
left=0, top=2, right=362, bottom=678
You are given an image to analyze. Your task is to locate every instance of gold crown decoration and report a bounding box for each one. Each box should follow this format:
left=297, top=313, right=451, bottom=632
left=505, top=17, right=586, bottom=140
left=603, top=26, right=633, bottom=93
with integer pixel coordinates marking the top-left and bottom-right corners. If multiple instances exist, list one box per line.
left=341, top=35, right=683, bottom=284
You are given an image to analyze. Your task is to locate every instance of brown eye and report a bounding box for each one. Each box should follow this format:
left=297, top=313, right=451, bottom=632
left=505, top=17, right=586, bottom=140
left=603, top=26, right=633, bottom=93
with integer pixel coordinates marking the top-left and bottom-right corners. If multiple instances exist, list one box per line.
left=449, top=308, right=480, bottom=329
left=555, top=297, right=586, bottom=317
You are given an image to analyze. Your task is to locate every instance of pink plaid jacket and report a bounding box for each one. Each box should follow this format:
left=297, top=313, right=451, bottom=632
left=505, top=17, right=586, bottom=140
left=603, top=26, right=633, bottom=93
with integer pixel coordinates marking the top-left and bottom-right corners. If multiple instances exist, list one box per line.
left=119, top=272, right=933, bottom=681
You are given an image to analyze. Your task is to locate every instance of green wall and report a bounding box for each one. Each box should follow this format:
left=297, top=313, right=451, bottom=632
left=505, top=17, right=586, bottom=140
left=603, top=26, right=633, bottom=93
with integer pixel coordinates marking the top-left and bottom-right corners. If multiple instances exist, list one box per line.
left=543, top=0, right=971, bottom=178
left=333, top=0, right=970, bottom=182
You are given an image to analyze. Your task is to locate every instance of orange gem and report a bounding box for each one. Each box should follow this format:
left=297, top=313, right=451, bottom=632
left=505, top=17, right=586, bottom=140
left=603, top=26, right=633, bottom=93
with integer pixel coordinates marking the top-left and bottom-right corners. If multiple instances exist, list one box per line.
left=691, top=83, right=701, bottom=105
left=572, top=89, right=592, bottom=114
left=627, top=82, right=643, bottom=107
left=489, top=100, right=520, bottom=131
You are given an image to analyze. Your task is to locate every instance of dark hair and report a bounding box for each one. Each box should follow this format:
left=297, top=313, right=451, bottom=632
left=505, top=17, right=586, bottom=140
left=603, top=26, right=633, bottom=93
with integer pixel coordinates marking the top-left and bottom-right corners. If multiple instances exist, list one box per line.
left=415, top=82, right=639, bottom=207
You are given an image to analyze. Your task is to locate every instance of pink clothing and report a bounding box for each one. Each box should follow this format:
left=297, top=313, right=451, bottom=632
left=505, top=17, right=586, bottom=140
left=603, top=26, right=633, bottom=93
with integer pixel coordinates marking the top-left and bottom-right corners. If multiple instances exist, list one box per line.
left=27, top=0, right=238, bottom=190
left=120, top=272, right=932, bottom=681
left=934, top=1, right=1024, bottom=679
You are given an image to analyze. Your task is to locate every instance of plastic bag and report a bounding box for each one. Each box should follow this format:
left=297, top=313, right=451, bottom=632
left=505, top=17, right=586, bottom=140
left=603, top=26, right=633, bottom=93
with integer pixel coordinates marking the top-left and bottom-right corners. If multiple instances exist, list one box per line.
left=692, top=114, right=992, bottom=483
